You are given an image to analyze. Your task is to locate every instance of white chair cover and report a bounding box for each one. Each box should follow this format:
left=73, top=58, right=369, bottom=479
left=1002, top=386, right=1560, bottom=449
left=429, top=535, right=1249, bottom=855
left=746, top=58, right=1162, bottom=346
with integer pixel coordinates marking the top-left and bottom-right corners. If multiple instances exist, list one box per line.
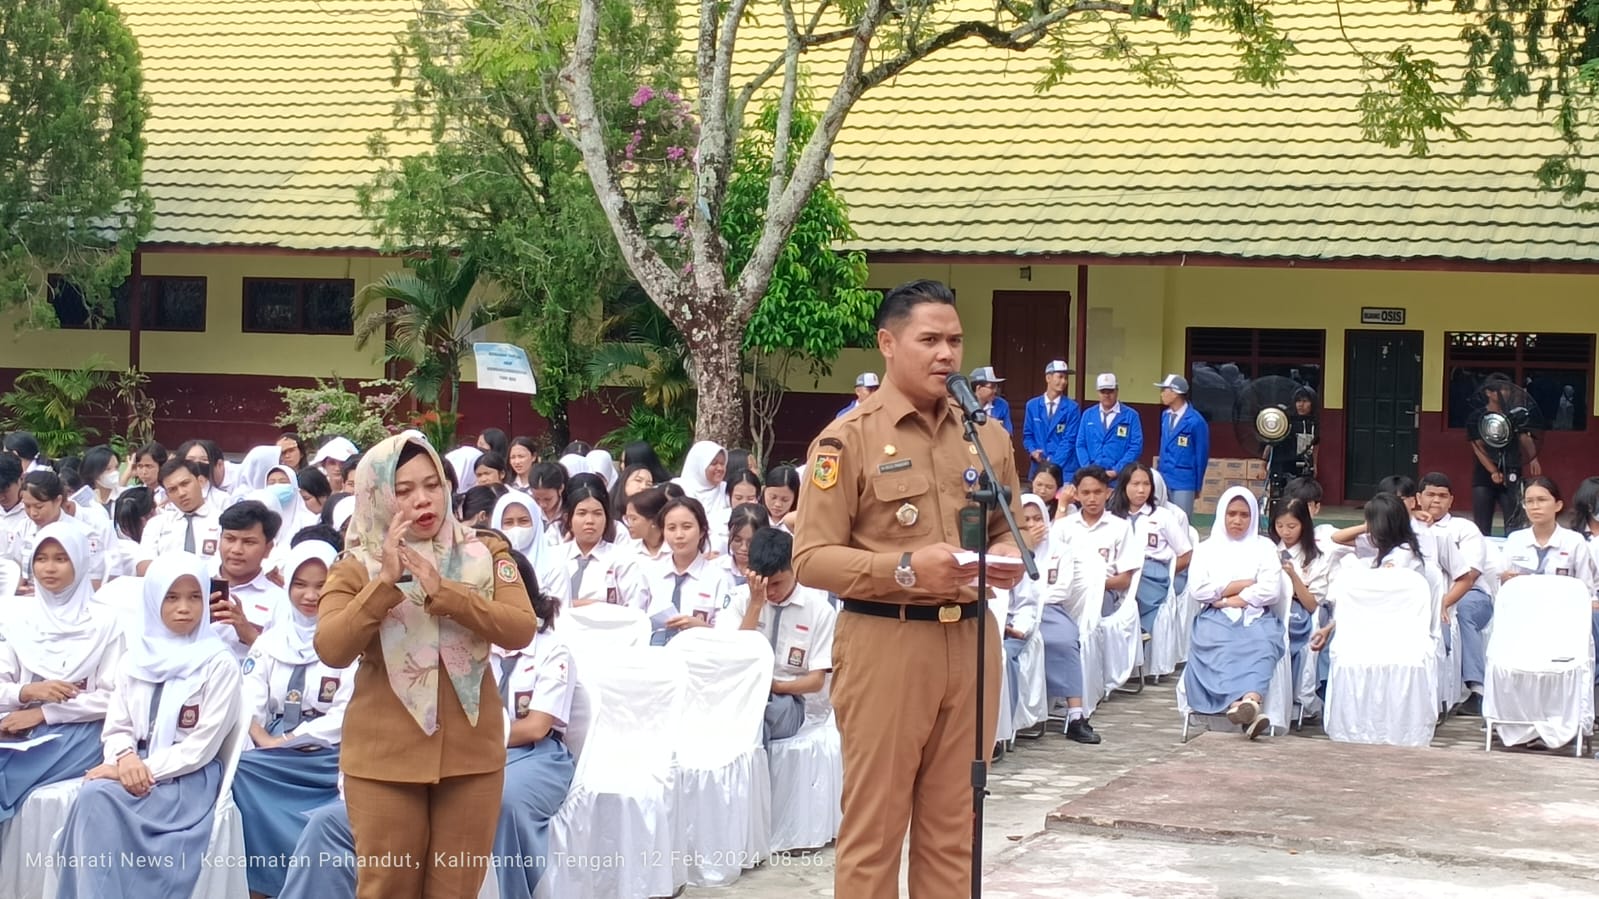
left=1177, top=570, right=1293, bottom=739
left=1323, top=567, right=1437, bottom=747
left=546, top=647, right=687, bottom=899
left=987, top=592, right=1017, bottom=742
left=1437, top=606, right=1468, bottom=712
left=1015, top=626, right=1049, bottom=731
left=1098, top=566, right=1142, bottom=692
left=561, top=601, right=650, bottom=659
left=0, top=559, right=19, bottom=601
left=186, top=703, right=251, bottom=899
left=93, top=575, right=145, bottom=641
left=768, top=712, right=843, bottom=853
left=1069, top=552, right=1107, bottom=715
left=1485, top=575, right=1595, bottom=750
left=1177, top=526, right=1201, bottom=661
left=664, top=629, right=774, bottom=887
left=1146, top=575, right=1184, bottom=678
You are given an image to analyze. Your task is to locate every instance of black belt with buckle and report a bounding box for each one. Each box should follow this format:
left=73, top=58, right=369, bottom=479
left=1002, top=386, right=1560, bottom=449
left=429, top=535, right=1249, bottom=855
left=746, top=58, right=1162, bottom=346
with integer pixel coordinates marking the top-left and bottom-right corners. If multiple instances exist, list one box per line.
left=842, top=599, right=980, bottom=623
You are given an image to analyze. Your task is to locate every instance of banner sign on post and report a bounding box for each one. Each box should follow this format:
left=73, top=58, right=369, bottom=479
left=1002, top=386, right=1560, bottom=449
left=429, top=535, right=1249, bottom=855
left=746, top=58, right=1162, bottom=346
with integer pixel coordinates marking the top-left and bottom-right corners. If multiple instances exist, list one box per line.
left=472, top=342, right=538, bottom=395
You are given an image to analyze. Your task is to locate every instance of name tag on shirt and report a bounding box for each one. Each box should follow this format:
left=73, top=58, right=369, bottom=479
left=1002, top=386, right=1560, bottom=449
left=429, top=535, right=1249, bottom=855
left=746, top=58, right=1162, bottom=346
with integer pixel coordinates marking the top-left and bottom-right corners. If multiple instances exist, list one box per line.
left=1177, top=436, right=1190, bottom=448
left=178, top=704, right=200, bottom=729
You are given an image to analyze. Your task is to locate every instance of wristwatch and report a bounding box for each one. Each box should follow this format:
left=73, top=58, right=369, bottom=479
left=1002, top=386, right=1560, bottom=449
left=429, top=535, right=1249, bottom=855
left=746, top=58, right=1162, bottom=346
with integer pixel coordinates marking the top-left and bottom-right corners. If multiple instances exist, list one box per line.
left=894, top=552, right=917, bottom=588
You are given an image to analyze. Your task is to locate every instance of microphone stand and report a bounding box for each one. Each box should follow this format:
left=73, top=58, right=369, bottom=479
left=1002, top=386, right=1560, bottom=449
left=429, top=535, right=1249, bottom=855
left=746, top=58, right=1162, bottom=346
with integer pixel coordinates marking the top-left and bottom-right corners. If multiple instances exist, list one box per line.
left=959, top=409, right=1038, bottom=899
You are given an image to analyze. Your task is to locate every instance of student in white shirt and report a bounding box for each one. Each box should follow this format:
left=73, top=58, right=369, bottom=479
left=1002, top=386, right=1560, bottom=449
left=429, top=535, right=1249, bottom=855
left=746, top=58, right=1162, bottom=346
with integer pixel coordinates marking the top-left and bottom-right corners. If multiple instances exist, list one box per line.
left=1038, top=507, right=1103, bottom=745
left=12, top=470, right=110, bottom=588
left=56, top=552, right=242, bottom=899
left=529, top=462, right=569, bottom=539
left=104, top=485, right=157, bottom=582
left=621, top=485, right=673, bottom=564
left=761, top=464, right=800, bottom=534
left=0, top=524, right=123, bottom=823
left=647, top=496, right=732, bottom=644
left=127, top=442, right=168, bottom=499
left=178, top=438, right=234, bottom=507
left=0, top=454, right=30, bottom=568
left=138, top=458, right=224, bottom=575
left=723, top=502, right=771, bottom=588
left=1272, top=498, right=1330, bottom=697
left=560, top=483, right=647, bottom=609
left=1110, top=462, right=1194, bottom=634
left=717, top=527, right=836, bottom=742
left=997, top=495, right=1052, bottom=740
left=233, top=540, right=353, bottom=897
left=79, top=445, right=123, bottom=519
left=492, top=491, right=570, bottom=603
left=208, top=499, right=288, bottom=659
left=1051, top=465, right=1141, bottom=618
left=1418, top=472, right=1493, bottom=704
left=1498, top=477, right=1599, bottom=683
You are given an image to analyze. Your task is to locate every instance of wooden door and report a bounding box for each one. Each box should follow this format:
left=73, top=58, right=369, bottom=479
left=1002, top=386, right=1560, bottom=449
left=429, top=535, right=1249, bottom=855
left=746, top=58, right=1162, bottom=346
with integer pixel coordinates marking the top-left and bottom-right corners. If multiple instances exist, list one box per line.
left=989, top=291, right=1072, bottom=476
left=1344, top=330, right=1423, bottom=501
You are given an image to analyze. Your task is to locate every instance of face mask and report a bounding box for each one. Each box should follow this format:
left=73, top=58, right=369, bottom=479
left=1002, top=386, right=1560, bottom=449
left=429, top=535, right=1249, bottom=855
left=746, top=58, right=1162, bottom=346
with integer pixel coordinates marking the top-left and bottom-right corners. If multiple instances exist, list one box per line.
left=269, top=484, right=297, bottom=507
left=503, top=526, right=535, bottom=553
left=97, top=470, right=120, bottom=490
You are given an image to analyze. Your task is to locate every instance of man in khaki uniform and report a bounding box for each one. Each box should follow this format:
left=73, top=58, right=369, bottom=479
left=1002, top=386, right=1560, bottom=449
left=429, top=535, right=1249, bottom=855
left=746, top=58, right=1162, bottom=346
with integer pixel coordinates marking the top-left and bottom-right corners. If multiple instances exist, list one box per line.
left=794, top=279, right=1024, bottom=897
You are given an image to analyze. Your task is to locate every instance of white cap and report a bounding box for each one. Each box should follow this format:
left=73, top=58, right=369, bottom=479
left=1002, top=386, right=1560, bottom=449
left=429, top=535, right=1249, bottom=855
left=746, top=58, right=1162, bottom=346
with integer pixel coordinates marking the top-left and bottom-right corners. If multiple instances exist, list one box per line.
left=1096, top=373, right=1118, bottom=391
left=855, top=372, right=881, bottom=389
left=970, top=366, right=1004, bottom=384
left=1044, top=360, right=1072, bottom=375
left=309, top=436, right=359, bottom=465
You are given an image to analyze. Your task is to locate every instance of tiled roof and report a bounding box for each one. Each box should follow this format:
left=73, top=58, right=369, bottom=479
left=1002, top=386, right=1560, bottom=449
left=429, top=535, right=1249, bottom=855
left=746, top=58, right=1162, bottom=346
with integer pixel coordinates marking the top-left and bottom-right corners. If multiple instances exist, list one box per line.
left=122, top=0, right=423, bottom=250
left=124, top=0, right=1599, bottom=261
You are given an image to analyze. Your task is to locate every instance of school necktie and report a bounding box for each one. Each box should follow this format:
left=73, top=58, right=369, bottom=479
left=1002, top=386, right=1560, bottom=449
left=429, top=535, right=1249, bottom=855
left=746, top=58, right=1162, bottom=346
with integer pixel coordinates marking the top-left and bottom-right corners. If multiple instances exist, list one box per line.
left=498, top=654, right=518, bottom=707
left=182, top=513, right=196, bottom=553
left=766, top=602, right=789, bottom=650
left=1534, top=545, right=1555, bottom=574
left=1104, top=408, right=1114, bottom=431
left=1046, top=399, right=1056, bottom=419
left=281, top=664, right=309, bottom=730
left=670, top=572, right=689, bottom=612
left=570, top=556, right=591, bottom=601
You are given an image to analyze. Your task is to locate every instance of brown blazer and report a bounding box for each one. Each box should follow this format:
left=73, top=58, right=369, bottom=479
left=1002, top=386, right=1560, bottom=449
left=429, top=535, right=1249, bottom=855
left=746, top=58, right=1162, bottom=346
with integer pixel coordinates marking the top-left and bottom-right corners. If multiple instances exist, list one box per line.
left=315, top=532, right=538, bottom=783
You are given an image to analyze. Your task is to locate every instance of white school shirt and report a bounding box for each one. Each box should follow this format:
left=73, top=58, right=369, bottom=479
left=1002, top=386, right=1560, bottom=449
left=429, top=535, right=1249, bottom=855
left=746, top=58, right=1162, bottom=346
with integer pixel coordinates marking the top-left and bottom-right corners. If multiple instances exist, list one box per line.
left=14, top=513, right=109, bottom=584
left=0, top=501, right=27, bottom=566
left=1503, top=526, right=1599, bottom=595
left=1280, top=541, right=1332, bottom=606
left=139, top=502, right=223, bottom=565
left=716, top=582, right=836, bottom=683
left=100, top=653, right=242, bottom=782
left=1189, top=537, right=1284, bottom=625
left=1051, top=511, right=1142, bottom=579
left=645, top=554, right=732, bottom=628
left=1126, top=503, right=1193, bottom=565
left=497, top=629, right=575, bottom=731
left=994, top=573, right=1044, bottom=638
left=560, top=539, right=648, bottom=608
left=241, top=649, right=355, bottom=748
left=0, top=631, right=124, bottom=724
left=103, top=536, right=142, bottom=581
left=209, top=560, right=287, bottom=659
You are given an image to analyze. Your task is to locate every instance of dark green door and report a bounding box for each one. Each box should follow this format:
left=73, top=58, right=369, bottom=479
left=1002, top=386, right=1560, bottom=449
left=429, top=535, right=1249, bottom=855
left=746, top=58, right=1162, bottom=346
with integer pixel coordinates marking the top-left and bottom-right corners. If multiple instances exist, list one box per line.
left=1344, top=330, right=1423, bottom=501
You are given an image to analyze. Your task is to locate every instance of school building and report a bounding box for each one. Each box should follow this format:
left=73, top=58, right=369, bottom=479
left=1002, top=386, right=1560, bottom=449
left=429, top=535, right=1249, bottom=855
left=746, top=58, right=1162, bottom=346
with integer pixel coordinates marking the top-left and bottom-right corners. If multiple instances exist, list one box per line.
left=4, top=0, right=1596, bottom=503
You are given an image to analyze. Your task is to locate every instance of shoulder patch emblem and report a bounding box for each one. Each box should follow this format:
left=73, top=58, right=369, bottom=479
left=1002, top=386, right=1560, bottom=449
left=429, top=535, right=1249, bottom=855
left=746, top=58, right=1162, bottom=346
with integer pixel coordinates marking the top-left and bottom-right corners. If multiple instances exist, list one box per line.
left=241, top=657, right=255, bottom=674
left=496, top=558, right=518, bottom=584
left=812, top=453, right=840, bottom=490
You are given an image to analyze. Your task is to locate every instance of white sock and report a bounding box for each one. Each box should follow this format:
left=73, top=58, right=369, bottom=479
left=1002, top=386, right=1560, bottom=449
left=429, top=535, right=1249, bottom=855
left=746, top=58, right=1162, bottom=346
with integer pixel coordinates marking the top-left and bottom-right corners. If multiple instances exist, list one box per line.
left=1066, top=707, right=1085, bottom=722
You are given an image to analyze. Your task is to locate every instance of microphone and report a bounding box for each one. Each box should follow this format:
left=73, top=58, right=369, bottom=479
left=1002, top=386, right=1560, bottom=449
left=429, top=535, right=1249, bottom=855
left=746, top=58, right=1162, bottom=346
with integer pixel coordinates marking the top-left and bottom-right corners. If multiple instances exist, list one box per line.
left=945, top=372, right=987, bottom=424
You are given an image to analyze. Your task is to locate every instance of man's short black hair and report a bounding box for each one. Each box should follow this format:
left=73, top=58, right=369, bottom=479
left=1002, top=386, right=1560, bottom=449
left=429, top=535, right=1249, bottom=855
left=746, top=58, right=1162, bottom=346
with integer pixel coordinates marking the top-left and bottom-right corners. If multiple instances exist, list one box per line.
left=159, top=457, right=207, bottom=486
left=1419, top=472, right=1453, bottom=492
left=1073, top=464, right=1111, bottom=487
left=748, top=527, right=794, bottom=578
left=874, top=279, right=954, bottom=332
left=1377, top=474, right=1418, bottom=499
left=290, top=523, right=344, bottom=553
left=219, top=500, right=282, bottom=542
left=3, top=431, right=40, bottom=461
left=0, top=454, right=21, bottom=491
left=1284, top=476, right=1323, bottom=504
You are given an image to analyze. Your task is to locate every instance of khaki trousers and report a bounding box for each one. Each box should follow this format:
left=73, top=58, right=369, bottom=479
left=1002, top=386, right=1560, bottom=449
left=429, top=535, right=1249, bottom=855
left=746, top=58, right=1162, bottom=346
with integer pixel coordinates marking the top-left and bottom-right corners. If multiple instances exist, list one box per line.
left=345, top=768, right=505, bottom=899
left=831, top=608, right=1001, bottom=898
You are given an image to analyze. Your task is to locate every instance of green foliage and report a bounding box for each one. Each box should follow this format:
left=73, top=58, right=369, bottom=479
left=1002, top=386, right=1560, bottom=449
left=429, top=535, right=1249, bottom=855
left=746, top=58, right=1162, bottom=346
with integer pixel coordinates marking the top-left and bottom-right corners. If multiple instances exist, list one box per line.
left=1, top=0, right=153, bottom=321
left=354, top=250, right=496, bottom=413
left=273, top=377, right=406, bottom=449
left=587, top=291, right=694, bottom=416
left=601, top=404, right=693, bottom=472
left=0, top=356, right=114, bottom=456
left=110, top=367, right=156, bottom=452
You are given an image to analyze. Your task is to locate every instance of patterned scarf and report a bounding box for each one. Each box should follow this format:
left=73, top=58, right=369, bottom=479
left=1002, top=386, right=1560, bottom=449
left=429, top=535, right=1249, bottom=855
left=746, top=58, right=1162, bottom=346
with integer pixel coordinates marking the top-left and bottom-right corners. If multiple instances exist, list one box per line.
left=347, top=435, right=496, bottom=735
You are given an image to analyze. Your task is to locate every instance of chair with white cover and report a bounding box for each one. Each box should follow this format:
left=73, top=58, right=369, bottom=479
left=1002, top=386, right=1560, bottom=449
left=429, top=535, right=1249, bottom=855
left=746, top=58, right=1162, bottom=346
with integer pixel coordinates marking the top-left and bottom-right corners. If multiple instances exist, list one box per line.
left=986, top=591, right=1017, bottom=743
left=0, top=559, right=19, bottom=601
left=1014, top=625, right=1049, bottom=733
left=664, top=629, right=774, bottom=887
left=26, top=700, right=251, bottom=899
left=1484, top=575, right=1595, bottom=755
left=545, top=647, right=688, bottom=899
left=1065, top=549, right=1107, bottom=717
left=561, top=601, right=650, bottom=657
left=1323, top=567, right=1438, bottom=747
left=93, top=575, right=145, bottom=641
left=768, top=710, right=842, bottom=854
left=1175, top=526, right=1202, bottom=662
left=1177, top=573, right=1293, bottom=741
left=1145, top=574, right=1184, bottom=679
left=523, top=676, right=594, bottom=899
left=1103, top=567, right=1144, bottom=694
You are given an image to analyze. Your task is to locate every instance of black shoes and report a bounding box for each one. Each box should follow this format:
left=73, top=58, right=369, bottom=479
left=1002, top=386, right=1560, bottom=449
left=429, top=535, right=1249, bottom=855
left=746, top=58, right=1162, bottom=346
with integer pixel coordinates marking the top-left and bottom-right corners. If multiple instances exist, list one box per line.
left=1458, top=693, right=1483, bottom=717
left=1065, top=717, right=1102, bottom=744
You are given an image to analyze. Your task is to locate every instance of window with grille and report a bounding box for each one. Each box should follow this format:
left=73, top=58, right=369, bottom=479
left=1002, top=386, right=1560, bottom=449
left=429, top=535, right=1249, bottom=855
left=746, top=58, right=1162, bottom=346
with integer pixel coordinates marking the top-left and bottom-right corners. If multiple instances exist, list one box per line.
left=47, top=275, right=208, bottom=332
left=1444, top=332, right=1592, bottom=431
left=1185, top=327, right=1325, bottom=424
left=243, top=278, right=354, bottom=334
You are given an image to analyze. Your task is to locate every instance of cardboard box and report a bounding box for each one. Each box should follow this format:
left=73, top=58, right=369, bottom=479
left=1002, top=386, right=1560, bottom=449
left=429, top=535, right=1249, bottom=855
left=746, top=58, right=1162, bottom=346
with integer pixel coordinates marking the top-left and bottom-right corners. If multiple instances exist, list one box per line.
left=1193, top=457, right=1267, bottom=516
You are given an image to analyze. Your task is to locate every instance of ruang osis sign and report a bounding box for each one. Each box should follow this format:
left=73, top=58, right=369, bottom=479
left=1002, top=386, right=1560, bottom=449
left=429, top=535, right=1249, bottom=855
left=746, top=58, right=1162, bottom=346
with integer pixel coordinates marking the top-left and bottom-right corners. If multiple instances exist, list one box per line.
left=1360, top=307, right=1407, bottom=326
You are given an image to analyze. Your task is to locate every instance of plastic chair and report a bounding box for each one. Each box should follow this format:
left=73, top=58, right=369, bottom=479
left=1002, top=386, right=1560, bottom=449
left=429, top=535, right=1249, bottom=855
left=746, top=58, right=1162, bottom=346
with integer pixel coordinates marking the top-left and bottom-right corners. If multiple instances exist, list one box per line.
left=1177, top=567, right=1293, bottom=742
left=1323, top=567, right=1438, bottom=747
left=1063, top=549, right=1106, bottom=717
left=545, top=647, right=687, bottom=899
left=768, top=711, right=843, bottom=853
left=0, top=559, right=19, bottom=601
left=664, top=629, right=774, bottom=887
left=1484, top=575, right=1595, bottom=754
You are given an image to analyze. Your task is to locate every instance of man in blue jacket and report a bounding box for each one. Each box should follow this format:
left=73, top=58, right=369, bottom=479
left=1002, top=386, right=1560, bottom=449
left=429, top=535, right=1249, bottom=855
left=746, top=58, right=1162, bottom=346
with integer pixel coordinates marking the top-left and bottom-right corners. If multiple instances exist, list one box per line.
left=1076, top=373, right=1143, bottom=478
left=1155, top=373, right=1209, bottom=517
left=971, top=366, right=1013, bottom=435
left=836, top=372, right=880, bottom=418
left=1022, top=360, right=1078, bottom=477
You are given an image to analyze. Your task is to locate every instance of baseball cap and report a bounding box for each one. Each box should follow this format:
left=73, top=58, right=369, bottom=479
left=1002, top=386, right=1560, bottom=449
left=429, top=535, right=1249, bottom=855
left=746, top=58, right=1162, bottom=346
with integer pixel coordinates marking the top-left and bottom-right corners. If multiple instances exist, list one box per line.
left=855, top=372, right=881, bottom=389
left=1153, top=373, right=1190, bottom=394
left=310, top=436, right=359, bottom=465
left=1044, top=360, right=1072, bottom=375
left=970, top=366, right=1004, bottom=384
left=1096, top=373, right=1118, bottom=391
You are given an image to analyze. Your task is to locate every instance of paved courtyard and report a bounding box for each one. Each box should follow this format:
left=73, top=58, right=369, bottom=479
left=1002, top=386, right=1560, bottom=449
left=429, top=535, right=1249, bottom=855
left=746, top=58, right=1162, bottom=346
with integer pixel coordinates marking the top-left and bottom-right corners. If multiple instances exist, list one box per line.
left=705, top=673, right=1597, bottom=897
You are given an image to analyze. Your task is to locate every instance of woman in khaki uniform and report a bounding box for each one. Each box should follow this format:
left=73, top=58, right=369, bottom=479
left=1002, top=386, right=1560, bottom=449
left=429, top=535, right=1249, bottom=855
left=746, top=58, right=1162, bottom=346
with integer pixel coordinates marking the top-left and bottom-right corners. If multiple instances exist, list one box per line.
left=316, top=434, right=538, bottom=898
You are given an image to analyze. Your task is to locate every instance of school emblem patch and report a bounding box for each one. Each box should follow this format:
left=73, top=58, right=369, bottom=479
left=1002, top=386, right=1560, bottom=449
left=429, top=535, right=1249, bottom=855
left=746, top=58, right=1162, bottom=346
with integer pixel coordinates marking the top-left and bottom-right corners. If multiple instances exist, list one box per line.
left=811, top=453, right=840, bottom=490
left=496, top=559, right=518, bottom=583
left=178, top=704, right=199, bottom=729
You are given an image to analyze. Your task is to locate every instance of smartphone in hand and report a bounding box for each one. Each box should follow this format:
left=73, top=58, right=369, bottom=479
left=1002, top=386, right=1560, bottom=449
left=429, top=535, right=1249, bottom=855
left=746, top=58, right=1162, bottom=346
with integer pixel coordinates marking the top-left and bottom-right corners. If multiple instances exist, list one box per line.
left=209, top=578, right=230, bottom=614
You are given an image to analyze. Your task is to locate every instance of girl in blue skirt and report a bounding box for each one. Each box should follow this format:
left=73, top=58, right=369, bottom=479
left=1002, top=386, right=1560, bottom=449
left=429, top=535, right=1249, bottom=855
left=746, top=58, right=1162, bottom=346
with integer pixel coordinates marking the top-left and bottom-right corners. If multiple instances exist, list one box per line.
left=1110, top=462, right=1194, bottom=634
left=234, top=539, right=353, bottom=896
left=0, top=524, right=122, bottom=822
left=1182, top=487, right=1287, bottom=740
left=55, top=552, right=243, bottom=899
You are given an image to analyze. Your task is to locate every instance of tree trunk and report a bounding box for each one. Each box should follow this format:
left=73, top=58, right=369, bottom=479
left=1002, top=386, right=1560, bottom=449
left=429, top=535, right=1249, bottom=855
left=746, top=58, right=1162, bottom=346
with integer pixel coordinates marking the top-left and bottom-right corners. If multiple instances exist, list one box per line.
left=543, top=399, right=572, bottom=455
left=682, top=299, right=749, bottom=449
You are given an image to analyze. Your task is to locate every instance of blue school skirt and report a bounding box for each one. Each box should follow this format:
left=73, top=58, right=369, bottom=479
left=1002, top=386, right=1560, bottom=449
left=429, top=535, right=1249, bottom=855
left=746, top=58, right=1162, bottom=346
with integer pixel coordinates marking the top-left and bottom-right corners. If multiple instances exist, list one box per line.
left=1182, top=608, right=1285, bottom=716
left=1039, top=604, right=1084, bottom=700
left=493, top=736, right=577, bottom=898
left=0, top=720, right=104, bottom=823
left=1287, top=602, right=1314, bottom=692
left=1134, top=559, right=1172, bottom=633
left=276, top=799, right=356, bottom=899
left=55, top=759, right=222, bottom=899
left=233, top=742, right=342, bottom=896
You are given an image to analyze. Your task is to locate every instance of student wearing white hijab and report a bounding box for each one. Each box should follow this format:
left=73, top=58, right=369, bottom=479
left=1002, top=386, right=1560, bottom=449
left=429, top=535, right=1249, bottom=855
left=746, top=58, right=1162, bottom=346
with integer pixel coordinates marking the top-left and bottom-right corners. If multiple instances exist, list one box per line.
left=492, top=491, right=570, bottom=603
left=557, top=453, right=590, bottom=478
left=0, top=524, right=123, bottom=822
left=1180, top=487, right=1287, bottom=739
left=444, top=445, right=484, bottom=494
left=674, top=440, right=730, bottom=527
left=238, top=444, right=284, bottom=496
left=233, top=540, right=354, bottom=898
left=584, top=449, right=618, bottom=488
left=56, top=552, right=243, bottom=899
left=266, top=463, right=320, bottom=541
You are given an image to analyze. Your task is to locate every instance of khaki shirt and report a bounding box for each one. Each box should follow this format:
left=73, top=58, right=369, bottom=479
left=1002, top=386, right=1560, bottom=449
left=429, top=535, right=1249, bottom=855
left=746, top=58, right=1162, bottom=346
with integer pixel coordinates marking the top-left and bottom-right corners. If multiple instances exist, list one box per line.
left=793, top=376, right=1021, bottom=605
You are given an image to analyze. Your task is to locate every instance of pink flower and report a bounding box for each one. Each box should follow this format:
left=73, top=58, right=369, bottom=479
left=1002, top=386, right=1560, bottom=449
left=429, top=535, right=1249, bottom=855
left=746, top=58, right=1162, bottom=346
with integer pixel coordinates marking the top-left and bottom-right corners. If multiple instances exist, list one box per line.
left=672, top=212, right=687, bottom=234
left=666, top=145, right=685, bottom=162
left=630, top=85, right=655, bottom=108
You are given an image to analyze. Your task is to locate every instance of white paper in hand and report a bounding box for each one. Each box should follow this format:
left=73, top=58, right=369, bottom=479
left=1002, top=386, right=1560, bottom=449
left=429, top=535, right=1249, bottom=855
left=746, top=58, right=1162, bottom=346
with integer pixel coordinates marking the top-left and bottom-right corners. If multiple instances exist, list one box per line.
left=951, top=551, right=1024, bottom=568
left=0, top=732, right=63, bottom=752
